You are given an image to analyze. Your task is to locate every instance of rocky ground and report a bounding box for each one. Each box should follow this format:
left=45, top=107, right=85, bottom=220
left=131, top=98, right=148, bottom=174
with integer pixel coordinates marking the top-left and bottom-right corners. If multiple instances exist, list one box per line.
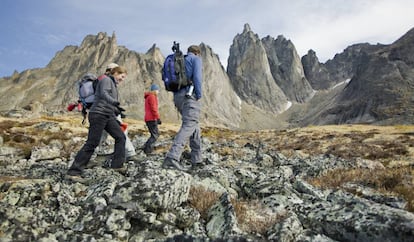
left=0, top=112, right=413, bottom=241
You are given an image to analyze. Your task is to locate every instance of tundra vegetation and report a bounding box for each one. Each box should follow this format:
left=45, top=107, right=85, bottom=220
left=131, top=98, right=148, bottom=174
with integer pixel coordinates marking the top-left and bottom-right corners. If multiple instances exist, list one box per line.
left=0, top=114, right=413, bottom=237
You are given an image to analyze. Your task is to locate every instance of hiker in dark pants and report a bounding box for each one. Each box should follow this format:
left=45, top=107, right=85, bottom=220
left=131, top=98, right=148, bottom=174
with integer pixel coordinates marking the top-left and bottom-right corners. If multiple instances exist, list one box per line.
left=67, top=66, right=128, bottom=178
left=163, top=45, right=203, bottom=171
left=143, top=84, right=161, bottom=155
left=96, top=63, right=136, bottom=159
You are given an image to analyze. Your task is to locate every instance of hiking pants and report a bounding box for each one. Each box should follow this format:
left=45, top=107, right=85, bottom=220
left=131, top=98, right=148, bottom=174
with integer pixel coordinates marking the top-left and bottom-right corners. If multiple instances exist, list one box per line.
left=144, top=121, right=159, bottom=154
left=68, top=112, right=126, bottom=175
left=166, top=91, right=201, bottom=164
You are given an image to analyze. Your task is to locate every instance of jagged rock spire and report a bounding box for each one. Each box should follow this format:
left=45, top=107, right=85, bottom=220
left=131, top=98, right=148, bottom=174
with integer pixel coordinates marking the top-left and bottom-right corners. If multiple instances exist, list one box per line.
left=228, top=24, right=288, bottom=114
left=243, top=23, right=251, bottom=33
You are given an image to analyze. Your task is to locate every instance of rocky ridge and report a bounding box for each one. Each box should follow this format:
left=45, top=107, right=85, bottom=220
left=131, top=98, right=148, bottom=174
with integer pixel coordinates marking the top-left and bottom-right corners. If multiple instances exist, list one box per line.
left=0, top=32, right=241, bottom=129
left=0, top=115, right=413, bottom=241
left=1, top=25, right=414, bottom=129
left=227, top=24, right=289, bottom=114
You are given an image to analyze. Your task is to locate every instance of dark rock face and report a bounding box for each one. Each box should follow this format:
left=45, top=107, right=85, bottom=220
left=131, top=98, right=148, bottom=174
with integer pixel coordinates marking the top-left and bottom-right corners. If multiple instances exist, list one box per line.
left=262, top=35, right=314, bottom=103
left=227, top=24, right=289, bottom=114
left=297, top=28, right=414, bottom=125
left=302, top=43, right=384, bottom=90
left=300, top=28, right=414, bottom=125
left=301, top=49, right=332, bottom=90
left=388, top=27, right=414, bottom=65
left=330, top=53, right=414, bottom=124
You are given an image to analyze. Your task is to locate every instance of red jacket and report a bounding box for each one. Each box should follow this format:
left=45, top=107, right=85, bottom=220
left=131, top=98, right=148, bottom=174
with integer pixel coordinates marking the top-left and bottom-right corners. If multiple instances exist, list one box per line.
left=144, top=91, right=160, bottom=121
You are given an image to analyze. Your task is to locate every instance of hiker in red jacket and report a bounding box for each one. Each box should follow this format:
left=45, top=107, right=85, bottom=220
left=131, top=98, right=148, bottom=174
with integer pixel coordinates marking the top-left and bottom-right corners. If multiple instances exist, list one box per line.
left=143, top=84, right=161, bottom=154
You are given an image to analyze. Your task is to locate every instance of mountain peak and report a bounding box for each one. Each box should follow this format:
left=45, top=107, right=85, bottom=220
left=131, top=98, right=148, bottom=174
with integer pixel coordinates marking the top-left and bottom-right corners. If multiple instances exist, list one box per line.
left=243, top=23, right=251, bottom=33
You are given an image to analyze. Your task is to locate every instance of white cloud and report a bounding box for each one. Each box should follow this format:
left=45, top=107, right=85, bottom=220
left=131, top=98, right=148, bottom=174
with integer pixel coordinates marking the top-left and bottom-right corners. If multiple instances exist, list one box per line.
left=287, top=0, right=414, bottom=61
left=0, top=0, right=413, bottom=77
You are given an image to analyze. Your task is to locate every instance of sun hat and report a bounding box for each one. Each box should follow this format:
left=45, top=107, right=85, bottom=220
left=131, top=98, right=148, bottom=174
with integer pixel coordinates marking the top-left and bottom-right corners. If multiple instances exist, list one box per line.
left=106, top=63, right=119, bottom=70
left=150, top=84, right=160, bottom=91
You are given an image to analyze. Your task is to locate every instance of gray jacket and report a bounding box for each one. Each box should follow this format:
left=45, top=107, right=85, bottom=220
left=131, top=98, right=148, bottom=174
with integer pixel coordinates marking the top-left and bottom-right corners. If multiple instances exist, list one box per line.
left=89, top=75, right=119, bottom=116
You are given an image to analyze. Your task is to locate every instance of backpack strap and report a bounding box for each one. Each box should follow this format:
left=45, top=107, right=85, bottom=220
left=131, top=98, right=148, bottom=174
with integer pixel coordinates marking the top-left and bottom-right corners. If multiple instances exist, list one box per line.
left=81, top=103, right=87, bottom=125
left=175, top=51, right=188, bottom=90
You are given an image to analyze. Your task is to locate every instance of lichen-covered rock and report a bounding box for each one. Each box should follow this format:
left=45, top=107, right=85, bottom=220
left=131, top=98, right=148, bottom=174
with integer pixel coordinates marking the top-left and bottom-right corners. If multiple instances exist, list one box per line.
left=0, top=125, right=412, bottom=242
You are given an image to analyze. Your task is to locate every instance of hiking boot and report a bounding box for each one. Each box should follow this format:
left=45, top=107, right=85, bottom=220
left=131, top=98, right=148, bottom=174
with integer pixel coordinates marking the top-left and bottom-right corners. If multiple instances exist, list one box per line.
left=65, top=174, right=86, bottom=183
left=112, top=167, right=127, bottom=175
left=191, top=162, right=205, bottom=169
left=127, top=155, right=140, bottom=162
left=102, top=158, right=127, bottom=174
left=162, top=157, right=189, bottom=171
left=143, top=146, right=154, bottom=155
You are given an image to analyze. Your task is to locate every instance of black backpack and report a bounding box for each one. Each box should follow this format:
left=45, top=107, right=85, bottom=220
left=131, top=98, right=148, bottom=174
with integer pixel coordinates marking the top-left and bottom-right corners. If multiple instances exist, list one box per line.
left=162, top=42, right=191, bottom=91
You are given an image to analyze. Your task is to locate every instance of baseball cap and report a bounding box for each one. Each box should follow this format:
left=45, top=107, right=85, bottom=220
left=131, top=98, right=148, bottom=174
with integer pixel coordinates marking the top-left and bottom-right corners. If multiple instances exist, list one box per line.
left=150, top=84, right=160, bottom=91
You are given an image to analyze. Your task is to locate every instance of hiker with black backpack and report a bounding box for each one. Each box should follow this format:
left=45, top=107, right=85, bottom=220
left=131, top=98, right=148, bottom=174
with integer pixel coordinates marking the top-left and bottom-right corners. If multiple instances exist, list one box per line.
left=66, top=66, right=129, bottom=180
left=162, top=44, right=203, bottom=171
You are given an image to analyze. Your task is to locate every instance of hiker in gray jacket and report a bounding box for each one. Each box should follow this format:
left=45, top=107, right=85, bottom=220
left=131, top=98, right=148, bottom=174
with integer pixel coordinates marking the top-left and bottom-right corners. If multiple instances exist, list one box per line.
left=67, top=66, right=128, bottom=178
left=96, top=63, right=136, bottom=159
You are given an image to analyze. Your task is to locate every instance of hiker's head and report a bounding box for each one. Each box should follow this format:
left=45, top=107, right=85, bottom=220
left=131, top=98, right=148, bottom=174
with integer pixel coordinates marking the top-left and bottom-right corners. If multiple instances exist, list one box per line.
left=150, top=84, right=160, bottom=93
left=105, top=63, right=119, bottom=74
left=111, top=66, right=128, bottom=84
left=188, top=45, right=201, bottom=56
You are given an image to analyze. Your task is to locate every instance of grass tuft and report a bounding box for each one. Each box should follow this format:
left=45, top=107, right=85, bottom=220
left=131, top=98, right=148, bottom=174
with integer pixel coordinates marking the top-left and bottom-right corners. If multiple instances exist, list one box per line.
left=188, top=186, right=282, bottom=235
left=307, top=167, right=414, bottom=212
left=188, top=186, right=221, bottom=220
left=232, top=198, right=285, bottom=235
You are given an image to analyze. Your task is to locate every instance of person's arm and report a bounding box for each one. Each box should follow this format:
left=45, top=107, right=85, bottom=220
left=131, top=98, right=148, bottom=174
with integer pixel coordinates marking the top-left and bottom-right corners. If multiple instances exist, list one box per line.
left=148, top=95, right=160, bottom=119
left=96, top=77, right=118, bottom=105
left=192, top=57, right=202, bottom=100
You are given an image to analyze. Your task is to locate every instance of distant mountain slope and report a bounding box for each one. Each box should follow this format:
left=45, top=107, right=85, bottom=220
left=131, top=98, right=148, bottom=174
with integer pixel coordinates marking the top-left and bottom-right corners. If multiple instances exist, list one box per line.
left=1, top=26, right=413, bottom=129
left=0, top=32, right=241, bottom=128
left=298, top=28, right=414, bottom=125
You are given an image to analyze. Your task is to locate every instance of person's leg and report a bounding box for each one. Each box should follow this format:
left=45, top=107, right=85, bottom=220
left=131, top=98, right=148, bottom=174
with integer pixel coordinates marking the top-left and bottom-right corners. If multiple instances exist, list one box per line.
left=144, top=121, right=159, bottom=154
left=105, top=117, right=126, bottom=168
left=166, top=96, right=200, bottom=161
left=96, top=130, right=109, bottom=154
left=68, top=113, right=107, bottom=175
left=189, top=125, right=202, bottom=164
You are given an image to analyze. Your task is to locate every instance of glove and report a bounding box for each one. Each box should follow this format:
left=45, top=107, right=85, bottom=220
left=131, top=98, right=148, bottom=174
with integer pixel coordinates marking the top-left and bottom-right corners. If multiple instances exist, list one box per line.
left=117, top=106, right=126, bottom=112
left=67, top=103, right=76, bottom=111
left=117, top=106, right=126, bottom=118
left=157, top=119, right=162, bottom=125
left=120, top=122, right=128, bottom=132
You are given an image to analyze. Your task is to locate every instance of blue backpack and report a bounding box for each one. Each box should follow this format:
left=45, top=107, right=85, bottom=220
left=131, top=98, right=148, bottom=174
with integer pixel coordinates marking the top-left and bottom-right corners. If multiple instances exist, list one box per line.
left=162, top=42, right=191, bottom=91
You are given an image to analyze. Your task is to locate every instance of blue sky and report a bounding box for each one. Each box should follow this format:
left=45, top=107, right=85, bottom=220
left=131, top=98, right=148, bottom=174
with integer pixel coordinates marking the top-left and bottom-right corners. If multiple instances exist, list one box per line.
left=1, top=0, right=413, bottom=78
